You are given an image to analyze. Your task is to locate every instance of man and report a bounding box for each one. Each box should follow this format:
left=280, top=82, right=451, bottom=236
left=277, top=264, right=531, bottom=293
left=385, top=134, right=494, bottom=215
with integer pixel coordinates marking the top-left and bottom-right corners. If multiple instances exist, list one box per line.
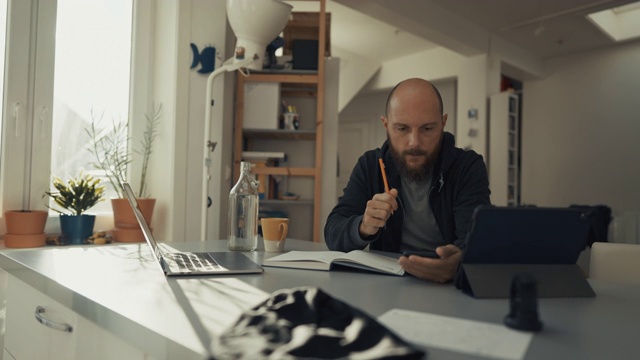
left=324, top=78, right=491, bottom=283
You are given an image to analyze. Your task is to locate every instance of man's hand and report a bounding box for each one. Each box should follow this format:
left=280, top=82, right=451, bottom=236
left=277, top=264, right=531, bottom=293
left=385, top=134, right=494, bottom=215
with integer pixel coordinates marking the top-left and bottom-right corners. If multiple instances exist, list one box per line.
left=398, top=244, right=462, bottom=283
left=358, top=189, right=398, bottom=238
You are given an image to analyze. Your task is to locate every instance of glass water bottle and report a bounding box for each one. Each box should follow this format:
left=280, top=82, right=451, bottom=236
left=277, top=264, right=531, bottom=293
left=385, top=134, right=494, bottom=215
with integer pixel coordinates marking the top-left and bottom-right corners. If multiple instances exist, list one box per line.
left=228, top=161, right=259, bottom=251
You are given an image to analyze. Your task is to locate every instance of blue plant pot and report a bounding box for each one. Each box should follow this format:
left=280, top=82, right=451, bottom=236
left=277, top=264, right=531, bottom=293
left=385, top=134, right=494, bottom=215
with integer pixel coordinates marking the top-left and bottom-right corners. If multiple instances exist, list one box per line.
left=59, top=214, right=96, bottom=245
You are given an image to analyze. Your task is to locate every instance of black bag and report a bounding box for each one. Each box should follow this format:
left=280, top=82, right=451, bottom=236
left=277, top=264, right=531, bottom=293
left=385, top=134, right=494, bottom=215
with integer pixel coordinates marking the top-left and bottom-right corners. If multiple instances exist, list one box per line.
left=216, top=287, right=425, bottom=359
left=569, top=204, right=612, bottom=247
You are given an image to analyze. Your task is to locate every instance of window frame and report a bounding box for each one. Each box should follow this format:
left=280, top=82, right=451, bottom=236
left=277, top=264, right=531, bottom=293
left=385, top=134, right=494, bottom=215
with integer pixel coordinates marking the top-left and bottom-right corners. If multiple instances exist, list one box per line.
left=0, top=0, right=151, bottom=235
left=1, top=0, right=38, bottom=222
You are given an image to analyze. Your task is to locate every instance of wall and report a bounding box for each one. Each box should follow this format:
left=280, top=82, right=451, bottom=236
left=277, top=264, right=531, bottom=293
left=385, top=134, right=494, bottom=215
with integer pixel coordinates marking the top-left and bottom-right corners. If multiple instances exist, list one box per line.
left=336, top=91, right=388, bottom=200
left=319, top=58, right=340, bottom=243
left=146, top=0, right=229, bottom=242
left=185, top=0, right=232, bottom=241
left=148, top=0, right=187, bottom=243
left=521, top=41, right=640, bottom=216
left=332, top=46, right=381, bottom=112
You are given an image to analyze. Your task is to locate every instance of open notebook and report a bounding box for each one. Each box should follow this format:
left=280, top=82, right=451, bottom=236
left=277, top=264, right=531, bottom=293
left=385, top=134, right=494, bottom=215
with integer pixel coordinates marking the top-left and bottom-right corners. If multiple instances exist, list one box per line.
left=122, top=182, right=263, bottom=276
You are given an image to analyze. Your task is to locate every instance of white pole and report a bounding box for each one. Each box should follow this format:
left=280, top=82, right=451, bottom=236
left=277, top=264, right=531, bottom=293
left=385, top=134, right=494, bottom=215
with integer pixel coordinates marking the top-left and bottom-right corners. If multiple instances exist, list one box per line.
left=200, top=57, right=256, bottom=241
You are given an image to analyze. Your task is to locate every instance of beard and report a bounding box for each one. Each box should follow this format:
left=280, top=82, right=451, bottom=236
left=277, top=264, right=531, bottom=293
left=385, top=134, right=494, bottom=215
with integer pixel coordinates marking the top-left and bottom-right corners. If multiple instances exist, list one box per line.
left=387, top=134, right=439, bottom=182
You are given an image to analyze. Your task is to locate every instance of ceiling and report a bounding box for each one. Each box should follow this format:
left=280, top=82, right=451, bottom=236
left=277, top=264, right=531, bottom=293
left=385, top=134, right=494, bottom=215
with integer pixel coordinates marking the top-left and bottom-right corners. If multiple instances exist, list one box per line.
left=425, top=0, right=640, bottom=59
left=289, top=0, right=640, bottom=64
left=286, top=0, right=438, bottom=62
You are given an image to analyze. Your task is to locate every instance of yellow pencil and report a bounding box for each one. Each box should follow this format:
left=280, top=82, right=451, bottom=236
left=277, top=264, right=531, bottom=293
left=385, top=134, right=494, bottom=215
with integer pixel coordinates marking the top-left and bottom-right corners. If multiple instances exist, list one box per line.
left=378, top=158, right=390, bottom=193
left=379, top=158, right=393, bottom=215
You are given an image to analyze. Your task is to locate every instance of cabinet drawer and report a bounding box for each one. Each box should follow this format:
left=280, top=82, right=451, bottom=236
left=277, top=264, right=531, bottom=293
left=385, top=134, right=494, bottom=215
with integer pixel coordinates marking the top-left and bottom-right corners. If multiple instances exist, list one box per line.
left=5, top=275, right=77, bottom=359
left=5, top=275, right=148, bottom=360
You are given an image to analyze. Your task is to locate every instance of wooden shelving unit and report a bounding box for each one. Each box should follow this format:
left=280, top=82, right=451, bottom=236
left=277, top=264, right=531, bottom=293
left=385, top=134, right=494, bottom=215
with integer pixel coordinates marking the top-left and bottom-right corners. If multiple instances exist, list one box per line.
left=233, top=0, right=327, bottom=242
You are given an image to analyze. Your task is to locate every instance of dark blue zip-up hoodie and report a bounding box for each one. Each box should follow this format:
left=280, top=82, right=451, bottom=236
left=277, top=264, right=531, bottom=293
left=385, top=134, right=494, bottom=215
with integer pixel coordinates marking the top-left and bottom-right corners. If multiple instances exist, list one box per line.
left=324, top=132, right=491, bottom=253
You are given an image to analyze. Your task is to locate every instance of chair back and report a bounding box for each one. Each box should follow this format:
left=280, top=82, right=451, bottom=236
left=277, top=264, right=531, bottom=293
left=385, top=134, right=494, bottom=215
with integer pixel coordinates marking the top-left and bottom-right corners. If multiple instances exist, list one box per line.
left=589, top=242, right=640, bottom=286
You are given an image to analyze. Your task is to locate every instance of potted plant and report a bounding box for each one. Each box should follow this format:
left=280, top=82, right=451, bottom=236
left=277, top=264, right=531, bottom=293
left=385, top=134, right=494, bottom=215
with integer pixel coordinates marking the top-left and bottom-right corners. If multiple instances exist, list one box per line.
left=86, top=104, right=161, bottom=242
left=45, top=173, right=105, bottom=245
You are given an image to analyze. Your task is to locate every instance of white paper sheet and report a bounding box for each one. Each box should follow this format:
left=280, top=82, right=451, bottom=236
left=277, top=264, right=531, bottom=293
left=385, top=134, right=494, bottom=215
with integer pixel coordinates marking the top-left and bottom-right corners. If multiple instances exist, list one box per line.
left=378, top=308, right=533, bottom=360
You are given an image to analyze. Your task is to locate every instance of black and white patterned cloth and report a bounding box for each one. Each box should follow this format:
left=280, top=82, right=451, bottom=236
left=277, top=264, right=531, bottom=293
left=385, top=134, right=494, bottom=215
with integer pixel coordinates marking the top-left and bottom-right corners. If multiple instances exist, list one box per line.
left=216, top=287, right=425, bottom=359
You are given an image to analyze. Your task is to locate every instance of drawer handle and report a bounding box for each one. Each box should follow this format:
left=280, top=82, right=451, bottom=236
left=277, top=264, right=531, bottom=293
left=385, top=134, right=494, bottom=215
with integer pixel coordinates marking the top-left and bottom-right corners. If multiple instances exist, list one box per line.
left=34, top=306, right=73, bottom=332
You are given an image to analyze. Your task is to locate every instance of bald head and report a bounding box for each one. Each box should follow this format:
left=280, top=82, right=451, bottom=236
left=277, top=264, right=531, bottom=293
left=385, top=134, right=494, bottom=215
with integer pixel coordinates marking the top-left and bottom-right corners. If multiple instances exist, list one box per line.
left=385, top=78, right=444, bottom=118
left=381, top=78, right=448, bottom=181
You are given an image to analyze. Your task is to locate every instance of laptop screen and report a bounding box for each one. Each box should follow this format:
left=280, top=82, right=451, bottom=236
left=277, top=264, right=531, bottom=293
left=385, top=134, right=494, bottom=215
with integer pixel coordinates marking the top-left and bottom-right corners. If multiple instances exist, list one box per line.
left=122, top=182, right=163, bottom=261
left=463, top=206, right=592, bottom=265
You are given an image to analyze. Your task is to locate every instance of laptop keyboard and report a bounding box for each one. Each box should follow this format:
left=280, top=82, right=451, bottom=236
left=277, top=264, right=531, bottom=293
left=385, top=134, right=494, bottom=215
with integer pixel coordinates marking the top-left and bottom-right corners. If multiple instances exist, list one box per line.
left=165, top=253, right=222, bottom=272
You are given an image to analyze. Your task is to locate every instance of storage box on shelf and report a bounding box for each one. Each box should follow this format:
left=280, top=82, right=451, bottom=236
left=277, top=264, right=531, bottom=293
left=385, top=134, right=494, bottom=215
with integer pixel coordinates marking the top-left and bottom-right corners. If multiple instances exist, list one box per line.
left=243, top=83, right=280, bottom=130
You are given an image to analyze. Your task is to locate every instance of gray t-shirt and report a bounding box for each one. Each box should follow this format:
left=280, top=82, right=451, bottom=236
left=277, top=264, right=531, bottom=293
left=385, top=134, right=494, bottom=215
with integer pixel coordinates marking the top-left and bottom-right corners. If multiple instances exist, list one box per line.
left=399, top=175, right=444, bottom=252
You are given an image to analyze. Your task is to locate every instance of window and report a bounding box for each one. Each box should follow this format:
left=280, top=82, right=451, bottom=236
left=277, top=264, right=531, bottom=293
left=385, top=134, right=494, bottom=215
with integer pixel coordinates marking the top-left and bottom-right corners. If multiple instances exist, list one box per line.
left=0, top=0, right=6, bottom=138
left=0, top=0, right=135, bottom=234
left=588, top=1, right=640, bottom=42
left=50, top=0, right=133, bottom=213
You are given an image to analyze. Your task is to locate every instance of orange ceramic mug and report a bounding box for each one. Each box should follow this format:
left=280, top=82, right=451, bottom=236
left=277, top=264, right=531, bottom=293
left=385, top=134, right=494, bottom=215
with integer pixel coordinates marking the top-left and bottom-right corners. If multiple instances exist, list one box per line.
left=261, top=218, right=289, bottom=252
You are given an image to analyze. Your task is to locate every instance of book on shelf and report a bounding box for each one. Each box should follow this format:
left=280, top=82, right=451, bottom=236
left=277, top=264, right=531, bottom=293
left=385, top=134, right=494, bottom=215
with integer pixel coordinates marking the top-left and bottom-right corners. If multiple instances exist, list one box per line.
left=242, top=151, right=286, bottom=161
left=268, top=175, right=279, bottom=199
left=262, top=250, right=405, bottom=276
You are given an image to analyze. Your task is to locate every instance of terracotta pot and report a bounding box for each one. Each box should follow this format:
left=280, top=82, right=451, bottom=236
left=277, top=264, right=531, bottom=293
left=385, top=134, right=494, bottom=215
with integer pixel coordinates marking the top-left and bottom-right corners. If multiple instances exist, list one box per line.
left=4, top=233, right=46, bottom=248
left=4, top=210, right=48, bottom=235
left=111, top=198, right=156, bottom=242
left=112, top=226, right=153, bottom=243
left=111, top=198, right=156, bottom=229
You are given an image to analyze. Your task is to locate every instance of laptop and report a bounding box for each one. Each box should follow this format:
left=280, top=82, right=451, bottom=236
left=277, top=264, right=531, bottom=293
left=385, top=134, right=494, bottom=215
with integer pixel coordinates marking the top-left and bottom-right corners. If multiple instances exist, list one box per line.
left=459, top=205, right=595, bottom=298
left=122, top=182, right=263, bottom=276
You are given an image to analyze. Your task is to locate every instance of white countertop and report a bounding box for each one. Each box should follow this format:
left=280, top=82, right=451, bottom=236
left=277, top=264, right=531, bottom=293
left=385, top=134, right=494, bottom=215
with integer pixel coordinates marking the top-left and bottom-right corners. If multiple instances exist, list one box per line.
left=0, top=240, right=326, bottom=359
left=2, top=240, right=640, bottom=360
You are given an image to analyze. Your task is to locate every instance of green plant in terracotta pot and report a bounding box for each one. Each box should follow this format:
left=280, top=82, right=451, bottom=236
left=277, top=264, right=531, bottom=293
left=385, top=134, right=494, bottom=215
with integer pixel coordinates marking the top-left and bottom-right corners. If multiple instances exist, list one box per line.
left=45, top=173, right=105, bottom=245
left=85, top=104, right=161, bottom=243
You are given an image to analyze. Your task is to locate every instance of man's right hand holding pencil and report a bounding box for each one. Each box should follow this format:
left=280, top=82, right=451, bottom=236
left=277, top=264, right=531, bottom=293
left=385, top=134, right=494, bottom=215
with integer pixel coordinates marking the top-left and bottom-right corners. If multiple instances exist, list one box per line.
left=359, top=188, right=398, bottom=238
left=360, top=158, right=398, bottom=238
